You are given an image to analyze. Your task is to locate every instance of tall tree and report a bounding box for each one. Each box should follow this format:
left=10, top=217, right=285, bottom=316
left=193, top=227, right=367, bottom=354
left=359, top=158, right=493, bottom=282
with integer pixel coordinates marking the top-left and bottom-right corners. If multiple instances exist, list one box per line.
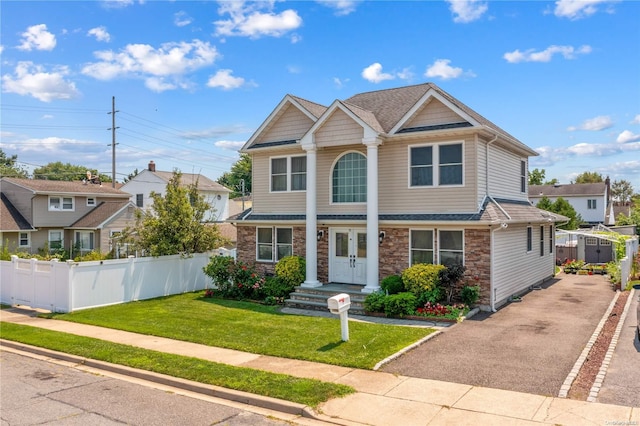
left=217, top=153, right=251, bottom=199
left=536, top=196, right=583, bottom=230
left=610, top=179, right=634, bottom=205
left=129, top=172, right=228, bottom=256
left=0, top=149, right=29, bottom=178
left=572, top=171, right=603, bottom=184
left=528, top=168, right=546, bottom=186
left=33, top=161, right=111, bottom=182
left=123, top=168, right=139, bottom=183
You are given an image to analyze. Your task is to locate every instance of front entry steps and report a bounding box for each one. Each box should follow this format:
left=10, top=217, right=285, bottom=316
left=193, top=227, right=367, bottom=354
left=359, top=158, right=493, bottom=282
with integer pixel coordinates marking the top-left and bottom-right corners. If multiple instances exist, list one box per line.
left=285, top=283, right=369, bottom=315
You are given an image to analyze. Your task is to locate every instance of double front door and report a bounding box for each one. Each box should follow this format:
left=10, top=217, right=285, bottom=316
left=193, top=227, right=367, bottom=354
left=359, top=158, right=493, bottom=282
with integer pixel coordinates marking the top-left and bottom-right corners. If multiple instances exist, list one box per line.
left=329, top=228, right=367, bottom=285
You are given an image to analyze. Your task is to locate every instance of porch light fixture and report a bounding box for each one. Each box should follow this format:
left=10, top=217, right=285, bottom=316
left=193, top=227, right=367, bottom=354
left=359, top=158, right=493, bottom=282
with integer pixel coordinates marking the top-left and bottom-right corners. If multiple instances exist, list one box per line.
left=317, top=230, right=324, bottom=241
left=378, top=231, right=385, bottom=245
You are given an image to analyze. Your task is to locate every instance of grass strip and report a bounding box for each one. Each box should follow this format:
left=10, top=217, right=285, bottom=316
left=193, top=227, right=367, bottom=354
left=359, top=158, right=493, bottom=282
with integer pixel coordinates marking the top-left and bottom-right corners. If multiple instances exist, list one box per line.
left=46, top=292, right=435, bottom=369
left=0, top=322, right=354, bottom=407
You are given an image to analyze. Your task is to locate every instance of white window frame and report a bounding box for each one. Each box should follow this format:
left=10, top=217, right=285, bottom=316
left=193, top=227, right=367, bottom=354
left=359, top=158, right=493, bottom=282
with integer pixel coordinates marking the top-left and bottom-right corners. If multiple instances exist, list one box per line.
left=409, top=141, right=464, bottom=188
left=19, top=232, right=30, bottom=248
left=87, top=197, right=96, bottom=207
left=526, top=226, right=532, bottom=252
left=49, top=196, right=75, bottom=211
left=269, top=155, right=307, bottom=193
left=330, top=151, right=368, bottom=204
left=540, top=225, right=545, bottom=257
left=256, top=227, right=293, bottom=262
left=587, top=199, right=597, bottom=210
left=520, top=160, right=527, bottom=193
left=410, top=229, right=434, bottom=266
left=438, top=229, right=464, bottom=266
left=549, top=225, right=553, bottom=254
left=48, top=229, right=64, bottom=252
left=74, top=231, right=95, bottom=253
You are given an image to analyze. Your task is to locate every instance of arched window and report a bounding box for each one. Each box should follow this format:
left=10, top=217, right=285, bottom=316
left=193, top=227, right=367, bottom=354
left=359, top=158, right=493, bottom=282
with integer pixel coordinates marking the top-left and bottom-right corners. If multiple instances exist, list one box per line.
left=332, top=152, right=367, bottom=203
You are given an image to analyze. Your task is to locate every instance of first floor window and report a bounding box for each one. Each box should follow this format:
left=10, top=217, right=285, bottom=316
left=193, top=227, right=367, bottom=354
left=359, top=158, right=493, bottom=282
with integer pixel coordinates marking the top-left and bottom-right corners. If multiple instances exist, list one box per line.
left=257, top=227, right=293, bottom=262
left=549, top=225, right=553, bottom=254
left=540, top=226, right=545, bottom=256
left=19, top=232, right=30, bottom=247
left=49, top=230, right=64, bottom=252
left=75, top=231, right=95, bottom=253
left=410, top=230, right=434, bottom=265
left=439, top=230, right=463, bottom=267
left=526, top=227, right=532, bottom=252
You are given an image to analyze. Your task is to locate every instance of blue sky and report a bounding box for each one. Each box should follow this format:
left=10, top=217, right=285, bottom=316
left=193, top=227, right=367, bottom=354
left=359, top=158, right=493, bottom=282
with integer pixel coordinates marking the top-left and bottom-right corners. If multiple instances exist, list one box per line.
left=1, top=0, right=639, bottom=191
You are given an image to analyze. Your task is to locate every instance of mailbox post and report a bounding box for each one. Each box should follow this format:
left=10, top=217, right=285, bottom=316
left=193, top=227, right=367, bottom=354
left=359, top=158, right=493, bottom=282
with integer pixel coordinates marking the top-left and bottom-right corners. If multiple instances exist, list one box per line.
left=327, top=293, right=351, bottom=341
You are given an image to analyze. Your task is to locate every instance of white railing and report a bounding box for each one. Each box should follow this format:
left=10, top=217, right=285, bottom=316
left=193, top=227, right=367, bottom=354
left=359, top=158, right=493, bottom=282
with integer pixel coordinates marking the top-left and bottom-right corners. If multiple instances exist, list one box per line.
left=0, top=248, right=236, bottom=313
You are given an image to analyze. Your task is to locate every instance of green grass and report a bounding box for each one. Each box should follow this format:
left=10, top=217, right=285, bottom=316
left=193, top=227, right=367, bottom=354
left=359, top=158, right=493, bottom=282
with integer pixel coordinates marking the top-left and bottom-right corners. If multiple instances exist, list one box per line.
left=0, top=322, right=353, bottom=407
left=44, top=292, right=435, bottom=369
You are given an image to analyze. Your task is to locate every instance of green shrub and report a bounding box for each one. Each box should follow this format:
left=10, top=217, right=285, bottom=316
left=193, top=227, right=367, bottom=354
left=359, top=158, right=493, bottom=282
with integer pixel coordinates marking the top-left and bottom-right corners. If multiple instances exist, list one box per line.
left=380, top=275, right=404, bottom=294
left=383, top=292, right=417, bottom=317
left=415, top=286, right=444, bottom=306
left=203, top=256, right=235, bottom=288
left=439, top=264, right=466, bottom=304
left=460, top=285, right=480, bottom=306
left=401, top=263, right=445, bottom=294
left=203, top=257, right=265, bottom=300
left=74, top=251, right=109, bottom=262
left=261, top=276, right=294, bottom=301
left=275, top=256, right=306, bottom=288
left=364, top=291, right=386, bottom=313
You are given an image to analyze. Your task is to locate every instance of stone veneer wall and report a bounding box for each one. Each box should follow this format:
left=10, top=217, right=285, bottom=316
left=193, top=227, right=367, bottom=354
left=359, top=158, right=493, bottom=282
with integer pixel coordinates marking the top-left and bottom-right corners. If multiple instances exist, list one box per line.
left=463, top=229, right=491, bottom=306
left=378, top=228, right=410, bottom=279
left=236, top=225, right=308, bottom=277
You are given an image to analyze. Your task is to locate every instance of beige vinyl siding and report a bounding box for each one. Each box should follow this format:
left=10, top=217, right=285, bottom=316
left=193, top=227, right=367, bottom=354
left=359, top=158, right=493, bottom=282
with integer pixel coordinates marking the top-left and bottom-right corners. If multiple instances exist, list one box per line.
left=317, top=146, right=368, bottom=215
left=251, top=149, right=306, bottom=214
left=32, top=195, right=129, bottom=227
left=403, top=98, right=467, bottom=129
left=475, top=137, right=488, bottom=206
left=487, top=144, right=529, bottom=200
left=493, top=225, right=555, bottom=306
left=315, top=110, right=364, bottom=148
left=255, top=104, right=314, bottom=145
left=378, top=136, right=479, bottom=214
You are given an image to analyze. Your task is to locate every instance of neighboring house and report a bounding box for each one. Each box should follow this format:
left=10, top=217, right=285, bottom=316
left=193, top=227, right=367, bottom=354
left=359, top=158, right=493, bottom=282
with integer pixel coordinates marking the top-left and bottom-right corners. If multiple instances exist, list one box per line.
left=529, top=180, right=612, bottom=226
left=0, top=178, right=137, bottom=256
left=231, top=83, right=566, bottom=311
left=120, top=161, right=232, bottom=222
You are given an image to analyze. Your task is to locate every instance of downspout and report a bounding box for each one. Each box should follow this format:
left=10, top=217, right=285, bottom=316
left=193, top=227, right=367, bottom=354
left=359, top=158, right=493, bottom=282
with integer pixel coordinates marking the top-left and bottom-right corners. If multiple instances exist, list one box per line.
left=485, top=133, right=500, bottom=313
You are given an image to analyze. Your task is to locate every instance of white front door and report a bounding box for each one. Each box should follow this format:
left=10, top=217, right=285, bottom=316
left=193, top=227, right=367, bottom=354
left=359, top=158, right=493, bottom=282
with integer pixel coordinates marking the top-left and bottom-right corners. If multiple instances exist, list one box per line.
left=329, top=228, right=367, bottom=285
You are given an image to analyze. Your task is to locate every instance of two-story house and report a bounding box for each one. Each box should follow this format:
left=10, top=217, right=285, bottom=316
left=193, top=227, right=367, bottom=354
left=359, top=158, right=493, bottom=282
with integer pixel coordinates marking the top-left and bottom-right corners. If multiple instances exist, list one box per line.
left=232, top=83, right=566, bottom=311
left=120, top=161, right=232, bottom=222
left=0, top=178, right=136, bottom=256
left=529, top=181, right=612, bottom=227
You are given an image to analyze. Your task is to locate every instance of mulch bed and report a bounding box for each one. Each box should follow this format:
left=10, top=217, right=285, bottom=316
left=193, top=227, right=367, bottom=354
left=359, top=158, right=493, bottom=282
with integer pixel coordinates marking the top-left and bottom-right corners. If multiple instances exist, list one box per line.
left=567, top=290, right=629, bottom=400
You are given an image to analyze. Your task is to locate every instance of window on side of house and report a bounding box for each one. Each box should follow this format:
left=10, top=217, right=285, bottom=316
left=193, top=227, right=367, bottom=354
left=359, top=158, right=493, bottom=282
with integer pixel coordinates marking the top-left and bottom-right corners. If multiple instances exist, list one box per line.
left=540, top=226, right=544, bottom=256
left=270, top=156, right=307, bottom=192
left=587, top=199, right=597, bottom=209
left=332, top=152, right=367, bottom=203
left=87, top=197, right=96, bottom=207
left=19, top=232, right=30, bottom=247
left=49, top=230, right=64, bottom=252
left=49, top=196, right=74, bottom=211
left=136, top=194, right=144, bottom=207
left=439, top=230, right=464, bottom=267
left=410, top=229, right=434, bottom=265
left=256, top=227, right=293, bottom=262
left=526, top=226, right=532, bottom=252
left=520, top=160, right=527, bottom=193
left=75, top=231, right=95, bottom=253
left=549, top=225, right=553, bottom=254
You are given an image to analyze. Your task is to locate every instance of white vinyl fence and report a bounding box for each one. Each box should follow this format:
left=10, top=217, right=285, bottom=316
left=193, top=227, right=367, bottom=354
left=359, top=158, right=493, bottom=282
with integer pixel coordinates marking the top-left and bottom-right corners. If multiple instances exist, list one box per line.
left=0, top=248, right=236, bottom=313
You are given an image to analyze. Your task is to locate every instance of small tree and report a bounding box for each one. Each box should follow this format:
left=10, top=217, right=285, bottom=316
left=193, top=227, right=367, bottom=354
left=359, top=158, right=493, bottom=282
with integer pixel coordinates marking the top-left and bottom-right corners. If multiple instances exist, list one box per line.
left=439, top=264, right=466, bottom=304
left=572, top=171, right=603, bottom=184
left=536, top=196, right=583, bottom=230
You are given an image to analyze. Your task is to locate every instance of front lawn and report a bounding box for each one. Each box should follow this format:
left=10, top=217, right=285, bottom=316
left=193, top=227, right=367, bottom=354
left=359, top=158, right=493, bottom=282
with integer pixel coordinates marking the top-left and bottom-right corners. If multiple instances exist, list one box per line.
left=46, top=292, right=435, bottom=370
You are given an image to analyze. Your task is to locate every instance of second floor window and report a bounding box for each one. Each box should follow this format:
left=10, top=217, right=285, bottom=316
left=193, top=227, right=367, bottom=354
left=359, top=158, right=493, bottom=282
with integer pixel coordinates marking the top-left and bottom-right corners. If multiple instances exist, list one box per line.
left=588, top=199, right=597, bottom=209
left=49, top=196, right=74, bottom=211
left=271, top=156, right=307, bottom=192
left=136, top=194, right=144, bottom=207
left=521, top=161, right=527, bottom=193
left=332, top=152, right=367, bottom=203
left=87, top=197, right=96, bottom=206
left=410, top=142, right=463, bottom=187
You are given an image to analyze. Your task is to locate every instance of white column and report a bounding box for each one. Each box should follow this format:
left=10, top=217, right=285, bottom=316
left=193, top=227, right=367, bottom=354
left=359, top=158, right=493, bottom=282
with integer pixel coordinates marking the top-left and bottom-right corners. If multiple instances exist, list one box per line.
left=302, top=146, right=321, bottom=287
left=363, top=139, right=381, bottom=293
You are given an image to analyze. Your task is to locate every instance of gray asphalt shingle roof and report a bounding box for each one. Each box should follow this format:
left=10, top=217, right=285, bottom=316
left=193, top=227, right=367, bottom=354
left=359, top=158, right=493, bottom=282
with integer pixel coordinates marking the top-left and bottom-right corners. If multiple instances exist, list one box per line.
left=529, top=183, right=607, bottom=197
left=1, top=177, right=130, bottom=196
left=0, top=193, right=34, bottom=231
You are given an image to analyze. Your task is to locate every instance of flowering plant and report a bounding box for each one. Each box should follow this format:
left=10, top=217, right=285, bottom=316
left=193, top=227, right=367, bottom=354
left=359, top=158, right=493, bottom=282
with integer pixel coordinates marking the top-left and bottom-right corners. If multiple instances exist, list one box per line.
left=415, top=302, right=469, bottom=321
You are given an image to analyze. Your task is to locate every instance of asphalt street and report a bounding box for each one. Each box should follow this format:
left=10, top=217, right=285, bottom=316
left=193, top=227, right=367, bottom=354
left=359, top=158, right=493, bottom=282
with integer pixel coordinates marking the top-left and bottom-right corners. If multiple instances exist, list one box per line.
left=0, top=350, right=307, bottom=426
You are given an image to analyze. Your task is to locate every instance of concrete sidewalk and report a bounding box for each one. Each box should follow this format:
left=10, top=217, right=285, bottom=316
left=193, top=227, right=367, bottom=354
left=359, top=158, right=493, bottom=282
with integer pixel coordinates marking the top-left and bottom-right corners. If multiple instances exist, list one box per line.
left=1, top=308, right=638, bottom=426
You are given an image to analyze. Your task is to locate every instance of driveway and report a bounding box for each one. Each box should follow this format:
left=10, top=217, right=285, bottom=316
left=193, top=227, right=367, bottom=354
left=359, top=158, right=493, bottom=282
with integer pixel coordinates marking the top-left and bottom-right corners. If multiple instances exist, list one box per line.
left=381, top=274, right=616, bottom=397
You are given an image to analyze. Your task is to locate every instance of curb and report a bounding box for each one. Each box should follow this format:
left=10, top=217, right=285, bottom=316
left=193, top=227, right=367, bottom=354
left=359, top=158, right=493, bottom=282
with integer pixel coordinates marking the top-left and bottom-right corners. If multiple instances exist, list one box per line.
left=558, top=290, right=620, bottom=398
left=0, top=339, right=318, bottom=420
left=373, top=330, right=442, bottom=370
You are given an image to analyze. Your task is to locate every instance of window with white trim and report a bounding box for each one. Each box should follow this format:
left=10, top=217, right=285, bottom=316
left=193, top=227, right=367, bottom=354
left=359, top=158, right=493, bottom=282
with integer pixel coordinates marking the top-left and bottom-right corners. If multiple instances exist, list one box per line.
left=270, top=155, right=306, bottom=192
left=410, top=230, right=434, bottom=265
left=87, top=197, right=96, bottom=207
left=19, top=232, right=30, bottom=248
left=136, top=194, right=144, bottom=207
left=332, top=152, right=367, bottom=203
left=75, top=231, right=95, bottom=253
left=49, top=230, right=64, bottom=252
left=410, top=142, right=463, bottom=187
left=520, top=161, right=527, bottom=193
left=587, top=199, right=597, bottom=209
left=439, top=230, right=464, bottom=267
left=540, top=226, right=545, bottom=256
left=526, top=226, right=532, bottom=252
left=256, top=227, right=293, bottom=262
left=549, top=225, right=553, bottom=254
left=49, top=196, right=74, bottom=211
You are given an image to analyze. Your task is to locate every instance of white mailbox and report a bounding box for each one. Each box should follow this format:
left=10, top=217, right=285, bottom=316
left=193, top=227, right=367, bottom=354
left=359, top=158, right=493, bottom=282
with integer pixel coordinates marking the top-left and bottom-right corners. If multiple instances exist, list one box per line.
left=328, top=293, right=351, bottom=314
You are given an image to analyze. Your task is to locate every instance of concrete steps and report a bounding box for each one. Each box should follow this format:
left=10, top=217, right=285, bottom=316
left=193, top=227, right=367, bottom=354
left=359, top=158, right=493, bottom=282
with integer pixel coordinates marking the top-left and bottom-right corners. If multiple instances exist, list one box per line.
left=285, top=284, right=369, bottom=315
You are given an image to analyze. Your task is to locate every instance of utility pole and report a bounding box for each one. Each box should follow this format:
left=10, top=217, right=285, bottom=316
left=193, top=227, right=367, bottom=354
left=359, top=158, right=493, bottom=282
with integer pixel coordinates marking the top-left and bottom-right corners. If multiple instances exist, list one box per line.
left=107, top=96, right=119, bottom=188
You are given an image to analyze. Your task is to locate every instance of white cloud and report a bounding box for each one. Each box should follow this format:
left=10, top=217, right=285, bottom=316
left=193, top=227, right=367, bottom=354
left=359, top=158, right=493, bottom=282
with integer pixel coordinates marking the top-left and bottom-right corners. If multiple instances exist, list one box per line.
left=1, top=61, right=80, bottom=102
left=17, top=24, right=56, bottom=51
left=504, top=44, right=591, bottom=63
left=316, top=0, right=359, bottom=16
left=81, top=39, right=219, bottom=91
left=397, top=67, right=415, bottom=81
left=566, top=142, right=619, bottom=156
left=174, top=11, right=193, bottom=27
left=631, top=114, right=640, bottom=125
left=88, top=26, right=111, bottom=42
left=207, top=69, right=245, bottom=90
left=215, top=140, right=244, bottom=150
left=616, top=130, right=640, bottom=144
left=333, top=77, right=349, bottom=89
left=0, top=45, right=4, bottom=55
left=214, top=2, right=302, bottom=39
left=554, top=0, right=615, bottom=20
left=41, top=114, right=53, bottom=120
left=446, top=0, right=489, bottom=23
left=361, top=63, right=394, bottom=83
left=425, top=59, right=475, bottom=80
left=567, top=115, right=613, bottom=131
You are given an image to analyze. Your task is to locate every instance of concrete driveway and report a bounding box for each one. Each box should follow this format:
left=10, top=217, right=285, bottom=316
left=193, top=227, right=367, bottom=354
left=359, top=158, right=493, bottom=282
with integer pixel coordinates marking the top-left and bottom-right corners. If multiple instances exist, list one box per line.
left=381, top=274, right=616, bottom=397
